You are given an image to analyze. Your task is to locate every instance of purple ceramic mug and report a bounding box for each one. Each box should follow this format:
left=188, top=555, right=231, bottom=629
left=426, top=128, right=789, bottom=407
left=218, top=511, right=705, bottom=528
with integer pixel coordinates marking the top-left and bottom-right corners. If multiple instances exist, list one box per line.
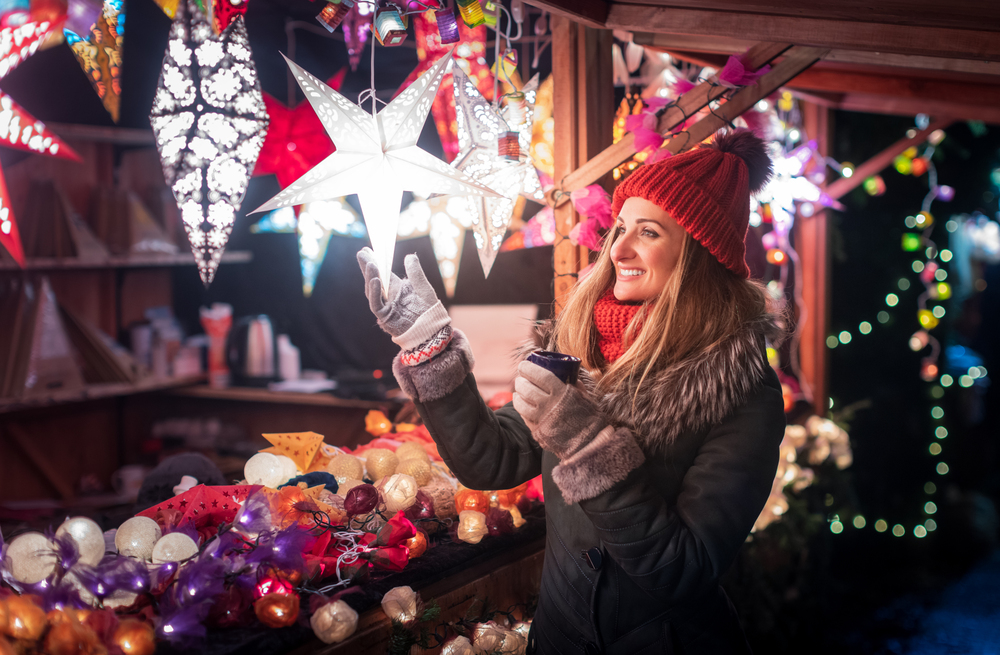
left=527, top=350, right=582, bottom=385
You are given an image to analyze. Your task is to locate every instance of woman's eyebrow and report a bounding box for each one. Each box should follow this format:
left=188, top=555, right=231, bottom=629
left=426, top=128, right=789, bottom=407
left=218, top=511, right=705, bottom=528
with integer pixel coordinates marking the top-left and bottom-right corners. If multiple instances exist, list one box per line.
left=634, top=218, right=665, bottom=228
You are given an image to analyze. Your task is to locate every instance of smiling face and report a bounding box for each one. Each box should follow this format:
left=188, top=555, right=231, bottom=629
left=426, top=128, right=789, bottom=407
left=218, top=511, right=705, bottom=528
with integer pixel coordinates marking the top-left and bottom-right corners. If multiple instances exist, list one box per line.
left=609, top=197, right=688, bottom=303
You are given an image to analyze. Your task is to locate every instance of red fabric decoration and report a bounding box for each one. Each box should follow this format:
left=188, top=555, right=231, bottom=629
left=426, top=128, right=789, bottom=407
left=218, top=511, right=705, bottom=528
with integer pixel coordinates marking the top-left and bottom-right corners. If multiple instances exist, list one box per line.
left=611, top=128, right=773, bottom=278
left=0, top=163, right=24, bottom=266
left=138, top=485, right=260, bottom=534
left=253, top=69, right=346, bottom=190
left=0, top=91, right=81, bottom=160
left=212, top=0, right=248, bottom=33
left=593, top=291, right=644, bottom=363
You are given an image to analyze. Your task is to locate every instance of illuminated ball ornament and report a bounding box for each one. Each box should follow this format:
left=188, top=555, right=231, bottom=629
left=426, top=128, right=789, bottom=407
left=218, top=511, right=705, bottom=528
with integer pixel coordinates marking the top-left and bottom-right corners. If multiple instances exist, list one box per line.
left=326, top=453, right=365, bottom=484
left=254, top=592, right=300, bottom=628
left=113, top=619, right=156, bottom=655
left=920, top=359, right=939, bottom=382
left=310, top=599, right=359, bottom=644
left=457, top=510, right=488, bottom=544
left=901, top=233, right=922, bottom=252
left=4, top=532, right=57, bottom=584
left=935, top=185, right=955, bottom=201
left=275, top=454, right=299, bottom=485
left=918, top=309, right=940, bottom=330
left=455, top=488, right=489, bottom=514
left=893, top=155, right=912, bottom=175
left=765, top=248, right=787, bottom=265
left=395, top=457, right=432, bottom=486
left=116, top=517, right=163, bottom=560
left=863, top=175, right=885, bottom=196
left=56, top=517, right=106, bottom=567
left=151, top=532, right=199, bottom=564
left=404, top=530, right=428, bottom=559
left=932, top=282, right=952, bottom=300
left=442, top=635, right=475, bottom=655
left=909, top=330, right=930, bottom=351
left=245, top=452, right=285, bottom=488
left=4, top=595, right=47, bottom=641
left=381, top=586, right=418, bottom=623
left=920, top=261, right=939, bottom=284
left=910, top=157, right=928, bottom=177
left=394, top=442, right=430, bottom=463
left=472, top=621, right=507, bottom=653
left=378, top=473, right=419, bottom=514
left=255, top=577, right=295, bottom=599
left=363, top=449, right=399, bottom=482
left=421, top=478, right=457, bottom=519
left=915, top=211, right=934, bottom=229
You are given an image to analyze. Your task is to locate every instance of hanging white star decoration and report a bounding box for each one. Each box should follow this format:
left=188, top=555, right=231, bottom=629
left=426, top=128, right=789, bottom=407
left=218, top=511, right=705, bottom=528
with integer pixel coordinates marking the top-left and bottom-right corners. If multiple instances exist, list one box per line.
left=252, top=50, right=499, bottom=291
left=450, top=67, right=543, bottom=277
left=398, top=194, right=475, bottom=298
left=149, top=0, right=268, bottom=286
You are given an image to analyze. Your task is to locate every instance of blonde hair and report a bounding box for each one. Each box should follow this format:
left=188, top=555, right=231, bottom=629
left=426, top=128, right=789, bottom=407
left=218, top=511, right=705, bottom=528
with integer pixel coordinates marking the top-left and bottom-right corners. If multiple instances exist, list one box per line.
left=553, top=225, right=770, bottom=398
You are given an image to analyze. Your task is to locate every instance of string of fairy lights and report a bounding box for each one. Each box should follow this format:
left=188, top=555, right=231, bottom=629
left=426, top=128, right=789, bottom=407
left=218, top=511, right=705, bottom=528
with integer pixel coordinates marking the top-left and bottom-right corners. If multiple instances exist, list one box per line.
left=822, top=124, right=981, bottom=540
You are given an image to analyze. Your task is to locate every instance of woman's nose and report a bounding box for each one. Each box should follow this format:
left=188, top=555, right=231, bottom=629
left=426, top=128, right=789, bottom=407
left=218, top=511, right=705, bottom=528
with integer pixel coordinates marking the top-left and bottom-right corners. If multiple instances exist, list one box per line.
left=611, top=232, right=632, bottom=260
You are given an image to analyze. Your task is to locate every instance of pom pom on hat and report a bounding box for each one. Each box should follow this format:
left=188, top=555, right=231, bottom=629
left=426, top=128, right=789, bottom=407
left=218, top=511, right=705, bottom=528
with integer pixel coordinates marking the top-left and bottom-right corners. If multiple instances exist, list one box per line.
left=611, top=128, right=774, bottom=278
left=702, top=129, right=773, bottom=193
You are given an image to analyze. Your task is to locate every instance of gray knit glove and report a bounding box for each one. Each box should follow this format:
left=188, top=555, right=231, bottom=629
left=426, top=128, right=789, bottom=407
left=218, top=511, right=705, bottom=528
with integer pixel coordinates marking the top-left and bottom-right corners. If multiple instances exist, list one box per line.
left=513, top=360, right=608, bottom=459
left=357, top=247, right=451, bottom=351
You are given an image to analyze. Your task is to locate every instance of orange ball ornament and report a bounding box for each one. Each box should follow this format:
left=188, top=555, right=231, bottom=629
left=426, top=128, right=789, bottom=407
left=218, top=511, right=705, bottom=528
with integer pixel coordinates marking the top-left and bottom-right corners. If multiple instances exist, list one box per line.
left=113, top=620, right=156, bottom=655
left=4, top=595, right=47, bottom=641
left=404, top=531, right=428, bottom=560
left=0, top=635, right=14, bottom=655
left=454, top=489, right=489, bottom=514
left=254, top=593, right=300, bottom=628
left=43, top=619, right=101, bottom=655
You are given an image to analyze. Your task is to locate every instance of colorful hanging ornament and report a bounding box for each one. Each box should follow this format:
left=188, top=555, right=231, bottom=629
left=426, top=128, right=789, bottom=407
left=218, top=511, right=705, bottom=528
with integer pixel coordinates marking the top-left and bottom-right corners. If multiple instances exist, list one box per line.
left=449, top=67, right=544, bottom=276
left=0, top=162, right=25, bottom=265
left=0, top=20, right=56, bottom=78
left=0, top=91, right=81, bottom=160
left=65, top=0, right=124, bottom=122
left=252, top=52, right=499, bottom=292
left=211, top=0, right=248, bottom=33
left=397, top=194, right=473, bottom=298
left=434, top=8, right=459, bottom=44
left=455, top=0, right=484, bottom=27
left=151, top=0, right=180, bottom=18
left=373, top=4, right=407, bottom=46
left=398, top=7, right=493, bottom=163
left=341, top=3, right=370, bottom=71
left=316, top=0, right=353, bottom=33
left=297, top=198, right=362, bottom=296
left=254, top=69, right=345, bottom=190
left=149, top=0, right=269, bottom=286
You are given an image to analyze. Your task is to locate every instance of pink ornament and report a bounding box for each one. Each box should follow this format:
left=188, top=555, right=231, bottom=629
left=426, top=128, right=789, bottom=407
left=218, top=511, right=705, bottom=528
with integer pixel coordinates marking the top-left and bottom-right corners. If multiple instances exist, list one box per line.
left=920, top=261, right=939, bottom=284
left=718, top=52, right=771, bottom=88
left=935, top=185, right=955, bottom=202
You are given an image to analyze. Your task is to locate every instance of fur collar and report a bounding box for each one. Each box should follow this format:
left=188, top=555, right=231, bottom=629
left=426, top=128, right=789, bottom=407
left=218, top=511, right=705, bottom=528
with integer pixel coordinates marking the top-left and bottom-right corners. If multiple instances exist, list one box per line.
left=519, top=312, right=780, bottom=453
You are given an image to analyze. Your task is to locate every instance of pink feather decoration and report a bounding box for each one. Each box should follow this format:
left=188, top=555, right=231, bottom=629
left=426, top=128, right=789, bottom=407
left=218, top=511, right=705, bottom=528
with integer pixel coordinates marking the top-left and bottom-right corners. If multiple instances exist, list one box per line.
left=671, top=78, right=697, bottom=96
left=570, top=185, right=613, bottom=228
left=718, top=53, right=771, bottom=88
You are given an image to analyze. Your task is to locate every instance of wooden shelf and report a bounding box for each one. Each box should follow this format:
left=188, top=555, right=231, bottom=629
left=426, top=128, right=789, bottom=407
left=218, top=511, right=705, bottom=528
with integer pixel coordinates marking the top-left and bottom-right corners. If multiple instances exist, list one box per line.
left=0, top=376, right=205, bottom=415
left=0, top=251, right=253, bottom=271
left=45, top=122, right=155, bottom=146
left=167, top=385, right=395, bottom=410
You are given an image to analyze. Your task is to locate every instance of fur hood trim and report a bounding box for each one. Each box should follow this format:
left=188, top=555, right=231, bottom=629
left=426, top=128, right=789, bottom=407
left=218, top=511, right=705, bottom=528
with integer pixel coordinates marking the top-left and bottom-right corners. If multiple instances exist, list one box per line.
left=517, top=312, right=779, bottom=453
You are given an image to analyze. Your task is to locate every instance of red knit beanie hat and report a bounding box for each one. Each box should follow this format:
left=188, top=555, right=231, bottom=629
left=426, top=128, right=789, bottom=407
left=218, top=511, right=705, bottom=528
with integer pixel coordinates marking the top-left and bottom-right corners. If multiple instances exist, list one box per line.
left=611, top=129, right=773, bottom=278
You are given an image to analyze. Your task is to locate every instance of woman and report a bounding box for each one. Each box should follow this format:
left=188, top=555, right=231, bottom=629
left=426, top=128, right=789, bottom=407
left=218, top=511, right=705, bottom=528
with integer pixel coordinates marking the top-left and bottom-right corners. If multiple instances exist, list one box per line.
left=357, top=129, right=786, bottom=654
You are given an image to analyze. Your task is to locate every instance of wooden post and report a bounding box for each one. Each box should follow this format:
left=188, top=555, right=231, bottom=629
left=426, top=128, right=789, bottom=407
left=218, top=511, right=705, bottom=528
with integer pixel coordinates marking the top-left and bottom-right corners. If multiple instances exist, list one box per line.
left=551, top=16, right=613, bottom=312
left=797, top=101, right=831, bottom=416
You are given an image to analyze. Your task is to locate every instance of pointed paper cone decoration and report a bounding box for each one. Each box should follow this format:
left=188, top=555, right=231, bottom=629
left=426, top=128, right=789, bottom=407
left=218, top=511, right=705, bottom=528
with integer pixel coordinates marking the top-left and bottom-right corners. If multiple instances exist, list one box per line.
left=398, top=195, right=470, bottom=298
left=252, top=51, right=500, bottom=293
left=66, top=0, right=124, bottom=122
left=450, top=67, right=543, bottom=276
left=297, top=198, right=360, bottom=296
left=0, top=21, right=58, bottom=79
left=261, top=431, right=325, bottom=473
left=251, top=207, right=297, bottom=233
left=0, top=162, right=25, bottom=266
left=0, top=92, right=82, bottom=161
left=149, top=0, right=268, bottom=286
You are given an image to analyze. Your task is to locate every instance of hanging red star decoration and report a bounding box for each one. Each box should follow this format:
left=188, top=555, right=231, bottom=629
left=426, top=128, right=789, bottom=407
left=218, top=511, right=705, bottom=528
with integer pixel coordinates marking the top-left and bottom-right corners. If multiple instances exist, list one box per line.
left=253, top=68, right=346, bottom=190
left=397, top=11, right=493, bottom=163
left=211, top=0, right=248, bottom=33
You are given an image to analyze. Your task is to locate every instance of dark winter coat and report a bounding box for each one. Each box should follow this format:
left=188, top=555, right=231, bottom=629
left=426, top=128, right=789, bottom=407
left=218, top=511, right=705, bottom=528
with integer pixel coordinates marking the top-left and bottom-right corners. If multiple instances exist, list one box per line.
left=393, top=315, right=786, bottom=655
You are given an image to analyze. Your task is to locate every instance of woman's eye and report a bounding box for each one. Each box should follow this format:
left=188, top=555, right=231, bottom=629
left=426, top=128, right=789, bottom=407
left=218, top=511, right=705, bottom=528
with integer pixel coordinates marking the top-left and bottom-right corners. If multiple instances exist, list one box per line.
left=615, top=225, right=625, bottom=235
left=642, top=229, right=659, bottom=238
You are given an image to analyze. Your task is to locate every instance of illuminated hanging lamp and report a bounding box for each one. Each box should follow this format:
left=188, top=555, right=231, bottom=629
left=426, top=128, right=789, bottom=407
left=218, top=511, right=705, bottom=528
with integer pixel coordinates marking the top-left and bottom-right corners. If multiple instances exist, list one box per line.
left=455, top=0, right=484, bottom=27
left=374, top=5, right=407, bottom=46
left=435, top=8, right=460, bottom=44
left=316, top=0, right=354, bottom=32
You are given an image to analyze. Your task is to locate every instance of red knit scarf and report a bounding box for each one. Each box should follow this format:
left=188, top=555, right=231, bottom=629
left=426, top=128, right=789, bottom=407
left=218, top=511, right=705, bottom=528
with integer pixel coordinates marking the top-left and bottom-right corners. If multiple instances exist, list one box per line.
left=593, top=290, right=645, bottom=363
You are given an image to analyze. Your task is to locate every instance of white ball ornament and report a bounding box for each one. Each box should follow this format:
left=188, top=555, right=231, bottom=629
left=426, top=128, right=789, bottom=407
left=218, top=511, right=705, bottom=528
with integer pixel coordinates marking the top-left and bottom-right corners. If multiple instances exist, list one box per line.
left=310, top=599, right=359, bottom=644
left=115, top=517, right=162, bottom=560
left=275, top=454, right=298, bottom=485
left=3, top=532, right=57, bottom=584
left=245, top=452, right=284, bottom=488
left=377, top=474, right=418, bottom=514
left=56, top=517, right=106, bottom=566
left=380, top=585, right=418, bottom=623
left=151, top=532, right=199, bottom=564
left=441, top=635, right=475, bottom=655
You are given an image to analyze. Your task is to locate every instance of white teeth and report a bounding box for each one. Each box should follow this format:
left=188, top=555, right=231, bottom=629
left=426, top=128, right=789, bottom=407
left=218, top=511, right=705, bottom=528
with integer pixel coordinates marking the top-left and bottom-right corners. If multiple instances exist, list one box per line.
left=619, top=268, right=644, bottom=277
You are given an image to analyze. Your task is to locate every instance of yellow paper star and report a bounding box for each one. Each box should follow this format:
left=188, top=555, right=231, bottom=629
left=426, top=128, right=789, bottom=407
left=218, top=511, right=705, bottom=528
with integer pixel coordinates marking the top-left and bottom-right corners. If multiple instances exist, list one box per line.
left=261, top=431, right=324, bottom=472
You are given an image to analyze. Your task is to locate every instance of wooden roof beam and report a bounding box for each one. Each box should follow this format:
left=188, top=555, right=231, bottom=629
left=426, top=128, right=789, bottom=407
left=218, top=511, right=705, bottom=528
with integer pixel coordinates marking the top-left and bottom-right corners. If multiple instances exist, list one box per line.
left=521, top=0, right=608, bottom=30
left=609, top=5, right=1000, bottom=61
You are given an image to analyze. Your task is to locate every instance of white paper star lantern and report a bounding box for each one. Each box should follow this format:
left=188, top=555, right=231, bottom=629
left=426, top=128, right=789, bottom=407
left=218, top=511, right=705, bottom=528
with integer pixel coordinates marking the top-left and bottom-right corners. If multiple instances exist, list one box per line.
left=252, top=51, right=500, bottom=291
left=149, top=0, right=268, bottom=286
left=450, top=68, right=543, bottom=277
left=398, top=194, right=475, bottom=297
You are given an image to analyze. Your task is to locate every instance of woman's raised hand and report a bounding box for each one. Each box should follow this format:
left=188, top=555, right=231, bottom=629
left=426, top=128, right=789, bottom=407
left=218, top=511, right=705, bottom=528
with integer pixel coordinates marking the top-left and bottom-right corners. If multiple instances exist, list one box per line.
left=357, top=247, right=450, bottom=350
left=513, top=360, right=607, bottom=459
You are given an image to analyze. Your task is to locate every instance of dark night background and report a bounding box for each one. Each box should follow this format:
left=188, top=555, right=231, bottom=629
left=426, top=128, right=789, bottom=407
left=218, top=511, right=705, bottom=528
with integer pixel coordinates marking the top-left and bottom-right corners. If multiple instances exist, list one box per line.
left=1, top=2, right=999, bottom=648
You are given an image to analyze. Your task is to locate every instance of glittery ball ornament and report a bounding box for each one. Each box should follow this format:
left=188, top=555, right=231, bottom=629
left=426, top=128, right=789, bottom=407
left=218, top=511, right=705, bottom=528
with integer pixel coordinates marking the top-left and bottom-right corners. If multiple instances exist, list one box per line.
left=395, top=458, right=432, bottom=486
left=326, top=454, right=364, bottom=484
left=442, top=635, right=475, bottom=655
left=363, top=448, right=398, bottom=481
left=377, top=474, right=418, bottom=514
left=310, top=599, right=359, bottom=644
left=457, top=510, right=488, bottom=544
left=56, top=517, right=106, bottom=566
left=394, top=442, right=430, bottom=462
left=455, top=489, right=489, bottom=514
left=151, top=532, right=199, bottom=564
left=112, top=619, right=156, bottom=655
left=275, top=455, right=299, bottom=485
left=473, top=621, right=506, bottom=653
left=338, top=479, right=364, bottom=498
left=3, top=595, right=47, bottom=641
left=245, top=452, right=285, bottom=488
left=3, top=532, right=57, bottom=584
left=380, top=585, right=418, bottom=623
left=254, top=593, right=300, bottom=628
left=115, top=517, right=162, bottom=560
